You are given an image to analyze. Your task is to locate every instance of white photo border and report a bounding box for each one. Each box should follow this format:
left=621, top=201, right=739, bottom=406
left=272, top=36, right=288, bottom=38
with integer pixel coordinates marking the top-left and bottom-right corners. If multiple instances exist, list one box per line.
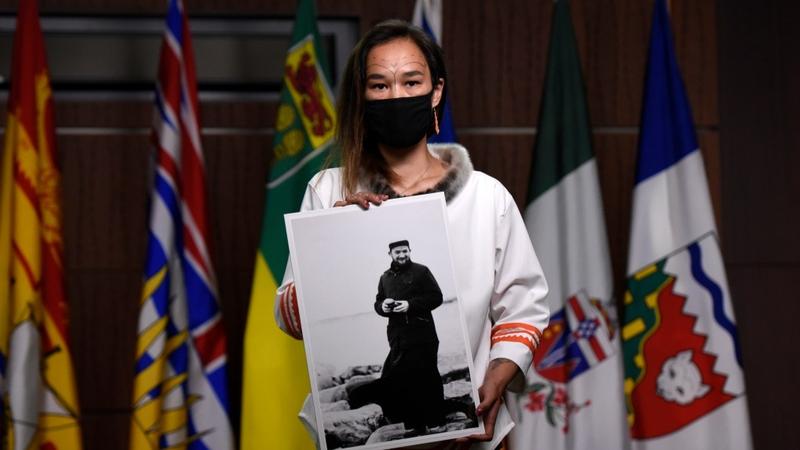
left=285, top=193, right=485, bottom=450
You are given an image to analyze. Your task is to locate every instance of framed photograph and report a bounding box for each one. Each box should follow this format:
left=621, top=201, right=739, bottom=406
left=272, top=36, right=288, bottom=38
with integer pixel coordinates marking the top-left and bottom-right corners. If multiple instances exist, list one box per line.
left=285, top=193, right=484, bottom=450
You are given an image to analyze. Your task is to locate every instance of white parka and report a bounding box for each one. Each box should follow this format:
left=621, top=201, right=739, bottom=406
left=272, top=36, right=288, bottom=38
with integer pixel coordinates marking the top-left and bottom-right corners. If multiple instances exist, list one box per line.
left=275, top=144, right=550, bottom=449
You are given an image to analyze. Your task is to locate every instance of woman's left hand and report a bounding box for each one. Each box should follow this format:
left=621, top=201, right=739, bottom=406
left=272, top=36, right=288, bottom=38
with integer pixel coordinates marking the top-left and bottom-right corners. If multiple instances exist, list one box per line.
left=456, top=358, right=520, bottom=445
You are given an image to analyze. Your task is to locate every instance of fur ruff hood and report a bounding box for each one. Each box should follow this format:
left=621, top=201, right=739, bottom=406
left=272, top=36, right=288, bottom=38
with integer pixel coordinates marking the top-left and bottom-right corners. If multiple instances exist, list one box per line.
left=359, top=143, right=474, bottom=203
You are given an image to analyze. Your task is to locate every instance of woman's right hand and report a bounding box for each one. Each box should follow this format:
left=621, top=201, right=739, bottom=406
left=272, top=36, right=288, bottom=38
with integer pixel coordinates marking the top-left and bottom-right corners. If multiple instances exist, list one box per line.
left=333, top=192, right=388, bottom=209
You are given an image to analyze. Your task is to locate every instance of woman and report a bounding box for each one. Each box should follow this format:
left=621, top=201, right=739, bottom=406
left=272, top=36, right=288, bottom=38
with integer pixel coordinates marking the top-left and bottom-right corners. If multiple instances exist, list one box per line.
left=275, top=19, right=549, bottom=449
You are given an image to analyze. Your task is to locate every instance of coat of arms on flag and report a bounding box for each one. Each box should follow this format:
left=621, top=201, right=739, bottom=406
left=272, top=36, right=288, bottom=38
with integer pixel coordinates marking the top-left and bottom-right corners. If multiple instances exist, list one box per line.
left=522, top=291, right=616, bottom=432
left=1, top=0, right=83, bottom=448
left=128, top=0, right=234, bottom=448
left=623, top=233, right=744, bottom=439
left=621, top=1, right=752, bottom=448
left=240, top=1, right=335, bottom=448
left=509, top=1, right=628, bottom=448
left=282, top=35, right=336, bottom=151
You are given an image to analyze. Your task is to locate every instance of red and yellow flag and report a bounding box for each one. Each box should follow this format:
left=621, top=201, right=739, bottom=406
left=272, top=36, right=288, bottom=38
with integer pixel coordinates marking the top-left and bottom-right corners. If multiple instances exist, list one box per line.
left=0, top=1, right=82, bottom=448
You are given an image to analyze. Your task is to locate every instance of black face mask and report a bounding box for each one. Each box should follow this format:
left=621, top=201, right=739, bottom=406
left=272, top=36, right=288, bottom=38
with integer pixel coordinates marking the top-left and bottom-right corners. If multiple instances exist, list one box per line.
left=364, top=91, right=434, bottom=148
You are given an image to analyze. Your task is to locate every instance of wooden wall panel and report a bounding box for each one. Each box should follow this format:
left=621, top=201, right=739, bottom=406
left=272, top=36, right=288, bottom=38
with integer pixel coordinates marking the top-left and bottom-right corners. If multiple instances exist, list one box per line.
left=569, top=0, right=650, bottom=126
left=204, top=134, right=272, bottom=271
left=458, top=133, right=535, bottom=207
left=668, top=0, right=718, bottom=126
left=720, top=35, right=800, bottom=269
left=1, top=0, right=416, bottom=35
left=593, top=133, right=637, bottom=289
left=68, top=270, right=140, bottom=411
left=574, top=0, right=718, bottom=126
left=81, top=412, right=131, bottom=450
left=699, top=131, right=722, bottom=234
left=0, top=0, right=353, bottom=15
left=204, top=133, right=272, bottom=429
left=0, top=100, right=279, bottom=130
left=444, top=0, right=717, bottom=128
left=0, top=0, right=718, bottom=128
left=726, top=265, right=800, bottom=450
left=59, top=134, right=149, bottom=444
left=61, top=135, right=149, bottom=270
left=444, top=1, right=550, bottom=127
left=719, top=0, right=800, bottom=447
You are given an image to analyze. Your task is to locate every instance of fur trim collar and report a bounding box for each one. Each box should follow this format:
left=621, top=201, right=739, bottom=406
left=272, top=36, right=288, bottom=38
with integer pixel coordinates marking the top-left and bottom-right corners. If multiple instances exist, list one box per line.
left=360, top=143, right=473, bottom=203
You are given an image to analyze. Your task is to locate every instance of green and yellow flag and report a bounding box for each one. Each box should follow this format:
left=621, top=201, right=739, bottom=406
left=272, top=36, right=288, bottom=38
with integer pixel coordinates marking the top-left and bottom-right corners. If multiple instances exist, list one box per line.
left=1, top=1, right=82, bottom=448
left=240, top=0, right=335, bottom=448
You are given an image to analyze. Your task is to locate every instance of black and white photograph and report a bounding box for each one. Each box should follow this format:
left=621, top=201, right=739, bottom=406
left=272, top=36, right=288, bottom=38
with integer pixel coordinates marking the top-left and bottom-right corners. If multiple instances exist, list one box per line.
left=285, top=193, right=483, bottom=450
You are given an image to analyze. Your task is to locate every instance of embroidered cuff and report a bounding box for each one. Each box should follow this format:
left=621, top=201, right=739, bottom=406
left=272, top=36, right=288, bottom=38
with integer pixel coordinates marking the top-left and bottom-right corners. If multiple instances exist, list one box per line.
left=490, top=322, right=542, bottom=354
left=489, top=322, right=541, bottom=375
left=278, top=283, right=303, bottom=340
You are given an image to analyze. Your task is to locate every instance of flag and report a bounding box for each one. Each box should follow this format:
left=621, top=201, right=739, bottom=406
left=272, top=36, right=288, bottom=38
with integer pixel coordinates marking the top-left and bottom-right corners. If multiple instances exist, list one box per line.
left=128, top=0, right=234, bottom=448
left=412, top=0, right=457, bottom=143
left=621, top=1, right=752, bottom=449
left=0, top=0, right=83, bottom=448
left=240, top=0, right=336, bottom=448
left=508, top=1, right=628, bottom=448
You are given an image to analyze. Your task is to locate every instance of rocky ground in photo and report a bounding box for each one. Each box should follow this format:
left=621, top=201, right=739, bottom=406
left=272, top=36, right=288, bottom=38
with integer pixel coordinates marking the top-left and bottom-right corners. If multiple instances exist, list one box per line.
left=317, top=353, right=478, bottom=449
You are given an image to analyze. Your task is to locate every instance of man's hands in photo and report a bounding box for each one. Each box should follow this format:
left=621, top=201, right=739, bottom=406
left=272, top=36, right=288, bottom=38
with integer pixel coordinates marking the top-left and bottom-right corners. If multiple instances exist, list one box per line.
left=391, top=300, right=409, bottom=313
left=381, top=298, right=396, bottom=313
left=380, top=299, right=409, bottom=313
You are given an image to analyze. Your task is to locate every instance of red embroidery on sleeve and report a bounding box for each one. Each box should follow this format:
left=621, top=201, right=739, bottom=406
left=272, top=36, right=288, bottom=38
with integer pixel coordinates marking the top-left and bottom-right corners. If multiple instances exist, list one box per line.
left=279, top=283, right=303, bottom=339
left=490, top=322, right=542, bottom=354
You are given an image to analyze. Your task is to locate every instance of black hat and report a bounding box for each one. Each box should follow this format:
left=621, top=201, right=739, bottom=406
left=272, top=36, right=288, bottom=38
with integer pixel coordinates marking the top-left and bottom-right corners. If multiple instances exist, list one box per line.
left=388, top=240, right=409, bottom=250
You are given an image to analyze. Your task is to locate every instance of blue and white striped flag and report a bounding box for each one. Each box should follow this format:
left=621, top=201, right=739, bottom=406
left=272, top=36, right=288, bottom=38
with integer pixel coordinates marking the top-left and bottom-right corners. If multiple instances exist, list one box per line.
left=621, top=1, right=752, bottom=449
left=129, top=1, right=234, bottom=448
left=412, top=0, right=457, bottom=143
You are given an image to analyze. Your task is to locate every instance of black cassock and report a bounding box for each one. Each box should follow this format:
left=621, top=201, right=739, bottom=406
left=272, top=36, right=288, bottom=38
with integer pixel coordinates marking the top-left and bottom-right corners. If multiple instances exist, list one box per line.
left=352, top=260, right=446, bottom=430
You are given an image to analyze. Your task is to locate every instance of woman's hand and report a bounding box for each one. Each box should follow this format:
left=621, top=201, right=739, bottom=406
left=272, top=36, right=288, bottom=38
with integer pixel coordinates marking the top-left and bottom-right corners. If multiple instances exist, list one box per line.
left=457, top=358, right=521, bottom=444
left=333, top=192, right=388, bottom=209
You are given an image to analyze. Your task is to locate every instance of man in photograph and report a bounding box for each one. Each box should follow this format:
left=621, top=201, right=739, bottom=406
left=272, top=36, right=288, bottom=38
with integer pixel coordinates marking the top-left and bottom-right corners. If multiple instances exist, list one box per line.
left=372, top=239, right=446, bottom=433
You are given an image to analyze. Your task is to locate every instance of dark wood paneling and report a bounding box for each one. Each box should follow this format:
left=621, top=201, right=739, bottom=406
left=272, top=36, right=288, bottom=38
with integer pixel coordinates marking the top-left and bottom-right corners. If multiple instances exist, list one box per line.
left=668, top=0, right=718, bottom=126
left=594, top=133, right=637, bottom=290
left=1, top=0, right=415, bottom=33
left=0, top=101, right=279, bottom=130
left=569, top=0, right=649, bottom=127
left=2, top=0, right=717, bottom=129
left=719, top=0, right=800, bottom=265
left=458, top=133, right=535, bottom=208
left=575, top=0, right=717, bottom=126
left=61, top=134, right=149, bottom=270
left=80, top=411, right=131, bottom=450
left=200, top=102, right=278, bottom=130
left=204, top=134, right=272, bottom=271
left=699, top=131, right=722, bottom=233
left=204, top=133, right=273, bottom=432
left=726, top=265, right=800, bottom=450
left=718, top=1, right=800, bottom=447
left=445, top=0, right=716, bottom=128
left=69, top=269, right=140, bottom=411
left=444, top=1, right=550, bottom=128
left=58, top=130, right=274, bottom=440
left=215, top=268, right=257, bottom=435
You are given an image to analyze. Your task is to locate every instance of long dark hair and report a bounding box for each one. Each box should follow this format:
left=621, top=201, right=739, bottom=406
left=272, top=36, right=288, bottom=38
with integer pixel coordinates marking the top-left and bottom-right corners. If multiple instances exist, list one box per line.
left=331, top=19, right=448, bottom=196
